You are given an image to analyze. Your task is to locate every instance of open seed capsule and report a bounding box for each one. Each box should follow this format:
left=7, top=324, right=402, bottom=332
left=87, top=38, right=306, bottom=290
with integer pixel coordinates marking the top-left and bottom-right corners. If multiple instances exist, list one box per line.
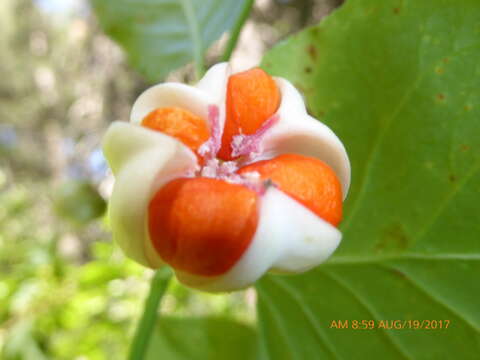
left=103, top=63, right=350, bottom=292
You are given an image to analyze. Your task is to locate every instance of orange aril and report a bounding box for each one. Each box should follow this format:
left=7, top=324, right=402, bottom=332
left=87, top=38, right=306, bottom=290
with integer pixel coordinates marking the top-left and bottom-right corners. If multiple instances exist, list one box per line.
left=141, top=107, right=210, bottom=154
left=148, top=177, right=258, bottom=276
left=238, top=154, right=342, bottom=226
left=218, top=68, right=281, bottom=160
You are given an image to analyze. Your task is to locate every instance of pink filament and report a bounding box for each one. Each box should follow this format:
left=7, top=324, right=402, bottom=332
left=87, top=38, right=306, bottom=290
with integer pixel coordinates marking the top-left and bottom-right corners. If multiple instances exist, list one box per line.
left=198, top=105, right=222, bottom=160
left=231, top=114, right=279, bottom=158
left=197, top=105, right=279, bottom=195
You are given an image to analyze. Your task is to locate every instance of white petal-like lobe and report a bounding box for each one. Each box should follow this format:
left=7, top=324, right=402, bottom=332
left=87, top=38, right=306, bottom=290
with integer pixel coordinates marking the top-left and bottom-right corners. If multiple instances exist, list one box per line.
left=103, top=122, right=197, bottom=267
left=264, top=188, right=341, bottom=273
left=130, top=83, right=214, bottom=127
left=195, top=62, right=229, bottom=104
left=261, top=78, right=351, bottom=198
left=175, top=187, right=341, bottom=292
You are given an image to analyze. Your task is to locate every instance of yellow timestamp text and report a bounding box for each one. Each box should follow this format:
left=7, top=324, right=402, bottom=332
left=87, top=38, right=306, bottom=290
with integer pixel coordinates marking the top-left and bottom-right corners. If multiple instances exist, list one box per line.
left=329, top=319, right=450, bottom=330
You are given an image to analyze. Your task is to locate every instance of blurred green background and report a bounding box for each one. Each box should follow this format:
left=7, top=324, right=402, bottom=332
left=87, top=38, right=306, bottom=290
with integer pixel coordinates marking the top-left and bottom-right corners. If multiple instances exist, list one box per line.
left=0, top=0, right=342, bottom=358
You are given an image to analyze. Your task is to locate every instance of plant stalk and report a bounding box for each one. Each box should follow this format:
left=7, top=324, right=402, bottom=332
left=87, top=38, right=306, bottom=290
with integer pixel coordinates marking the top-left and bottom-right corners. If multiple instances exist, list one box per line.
left=127, top=268, right=171, bottom=360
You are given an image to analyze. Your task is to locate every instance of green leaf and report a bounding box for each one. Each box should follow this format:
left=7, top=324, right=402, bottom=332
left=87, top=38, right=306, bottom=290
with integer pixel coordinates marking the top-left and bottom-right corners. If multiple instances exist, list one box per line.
left=146, top=317, right=258, bottom=360
left=259, top=0, right=480, bottom=358
left=90, top=0, right=247, bottom=82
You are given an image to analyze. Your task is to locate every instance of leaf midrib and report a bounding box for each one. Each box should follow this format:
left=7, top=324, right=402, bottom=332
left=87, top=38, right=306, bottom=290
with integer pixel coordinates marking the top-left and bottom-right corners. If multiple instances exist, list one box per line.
left=179, top=0, right=204, bottom=77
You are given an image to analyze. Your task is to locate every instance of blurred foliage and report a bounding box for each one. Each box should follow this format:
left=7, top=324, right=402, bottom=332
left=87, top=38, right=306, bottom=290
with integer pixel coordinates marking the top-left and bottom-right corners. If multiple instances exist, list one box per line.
left=91, top=0, right=249, bottom=82
left=52, top=180, right=106, bottom=225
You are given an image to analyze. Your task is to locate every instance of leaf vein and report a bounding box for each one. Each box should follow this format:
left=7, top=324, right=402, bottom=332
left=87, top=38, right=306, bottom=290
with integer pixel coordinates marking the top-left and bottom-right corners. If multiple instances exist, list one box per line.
left=411, top=159, right=480, bottom=247
left=380, top=264, right=480, bottom=333
left=341, top=70, right=424, bottom=233
left=179, top=0, right=204, bottom=77
left=256, top=287, right=303, bottom=360
left=342, top=41, right=480, bottom=234
left=328, top=253, right=480, bottom=265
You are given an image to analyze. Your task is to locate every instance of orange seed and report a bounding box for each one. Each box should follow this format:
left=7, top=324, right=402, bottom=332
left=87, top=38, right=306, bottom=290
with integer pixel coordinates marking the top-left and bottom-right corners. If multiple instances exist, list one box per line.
left=238, top=154, right=343, bottom=226
left=141, top=107, right=210, bottom=154
left=148, top=177, right=258, bottom=277
left=218, top=68, right=281, bottom=160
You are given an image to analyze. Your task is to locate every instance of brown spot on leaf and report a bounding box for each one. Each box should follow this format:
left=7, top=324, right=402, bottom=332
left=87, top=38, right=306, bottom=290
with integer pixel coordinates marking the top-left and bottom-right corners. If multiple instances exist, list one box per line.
left=460, top=144, right=471, bottom=151
left=435, top=66, right=444, bottom=75
left=443, top=57, right=450, bottom=64
left=307, top=45, right=317, bottom=60
left=304, top=67, right=312, bottom=74
left=389, top=267, right=406, bottom=279
left=449, top=174, right=457, bottom=183
left=376, top=224, right=409, bottom=252
left=436, top=93, right=446, bottom=101
left=393, top=7, right=401, bottom=14
left=464, top=104, right=472, bottom=111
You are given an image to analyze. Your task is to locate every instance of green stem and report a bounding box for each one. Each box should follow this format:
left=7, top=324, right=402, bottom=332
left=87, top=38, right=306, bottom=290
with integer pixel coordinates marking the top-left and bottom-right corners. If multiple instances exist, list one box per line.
left=128, top=269, right=171, bottom=360
left=221, top=0, right=255, bottom=62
